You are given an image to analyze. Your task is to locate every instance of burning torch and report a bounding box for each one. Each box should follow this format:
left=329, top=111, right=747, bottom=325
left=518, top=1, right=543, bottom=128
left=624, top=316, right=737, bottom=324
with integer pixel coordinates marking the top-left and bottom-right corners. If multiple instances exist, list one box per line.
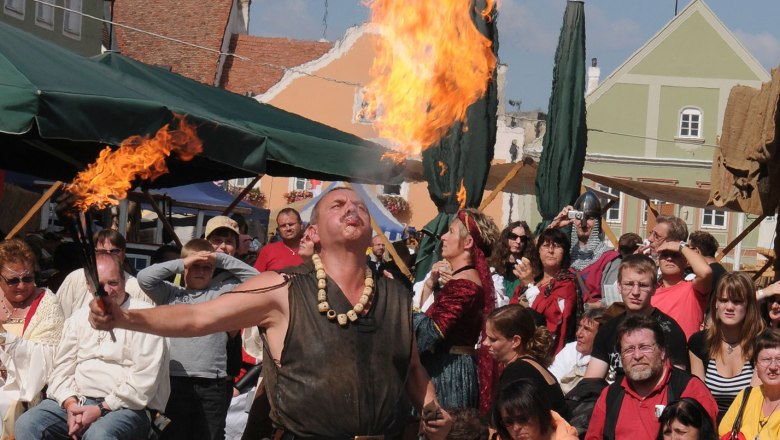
left=57, top=114, right=203, bottom=341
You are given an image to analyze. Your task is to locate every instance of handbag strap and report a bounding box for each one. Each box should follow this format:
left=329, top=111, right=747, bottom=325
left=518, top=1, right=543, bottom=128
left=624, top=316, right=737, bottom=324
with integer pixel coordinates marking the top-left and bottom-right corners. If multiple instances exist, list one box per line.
left=730, top=386, right=753, bottom=438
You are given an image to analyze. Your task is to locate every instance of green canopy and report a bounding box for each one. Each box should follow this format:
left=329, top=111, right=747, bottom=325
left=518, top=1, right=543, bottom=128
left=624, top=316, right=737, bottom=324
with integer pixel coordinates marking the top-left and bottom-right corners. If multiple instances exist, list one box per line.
left=0, top=21, right=403, bottom=187
left=534, top=0, right=587, bottom=232
left=413, top=0, right=499, bottom=279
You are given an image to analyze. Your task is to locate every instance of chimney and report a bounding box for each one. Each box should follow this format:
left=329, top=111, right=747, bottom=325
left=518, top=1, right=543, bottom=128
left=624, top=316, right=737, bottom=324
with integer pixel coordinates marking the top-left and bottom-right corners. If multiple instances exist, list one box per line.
left=587, top=57, right=600, bottom=96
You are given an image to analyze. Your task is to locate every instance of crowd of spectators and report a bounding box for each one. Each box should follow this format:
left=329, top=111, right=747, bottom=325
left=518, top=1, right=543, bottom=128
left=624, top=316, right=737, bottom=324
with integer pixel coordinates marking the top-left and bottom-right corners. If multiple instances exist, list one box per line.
left=0, top=189, right=779, bottom=440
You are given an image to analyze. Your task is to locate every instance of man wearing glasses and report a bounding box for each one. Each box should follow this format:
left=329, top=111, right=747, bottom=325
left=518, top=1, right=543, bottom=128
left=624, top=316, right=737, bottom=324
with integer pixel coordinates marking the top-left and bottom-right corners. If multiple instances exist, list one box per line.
left=584, top=255, right=688, bottom=383
left=56, top=230, right=150, bottom=318
left=585, top=315, right=716, bottom=439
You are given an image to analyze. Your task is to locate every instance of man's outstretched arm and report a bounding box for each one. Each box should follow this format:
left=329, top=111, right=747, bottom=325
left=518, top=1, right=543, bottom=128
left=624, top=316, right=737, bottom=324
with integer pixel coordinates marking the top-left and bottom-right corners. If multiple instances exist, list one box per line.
left=90, top=272, right=288, bottom=337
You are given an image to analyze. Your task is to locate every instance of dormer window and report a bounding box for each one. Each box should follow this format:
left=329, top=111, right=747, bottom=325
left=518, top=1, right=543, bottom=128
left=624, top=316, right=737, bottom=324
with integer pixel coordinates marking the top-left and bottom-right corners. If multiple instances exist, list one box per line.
left=679, top=107, right=702, bottom=139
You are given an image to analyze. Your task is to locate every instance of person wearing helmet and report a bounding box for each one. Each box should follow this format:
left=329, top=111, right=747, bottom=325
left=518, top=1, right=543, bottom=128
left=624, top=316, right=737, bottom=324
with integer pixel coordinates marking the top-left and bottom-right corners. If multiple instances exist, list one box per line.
left=547, top=191, right=611, bottom=272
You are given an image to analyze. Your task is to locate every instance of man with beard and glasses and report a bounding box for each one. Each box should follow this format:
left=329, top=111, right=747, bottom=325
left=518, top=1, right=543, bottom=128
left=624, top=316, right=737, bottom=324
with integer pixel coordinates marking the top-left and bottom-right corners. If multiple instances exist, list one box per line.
left=585, top=315, right=716, bottom=440
left=584, top=255, right=688, bottom=383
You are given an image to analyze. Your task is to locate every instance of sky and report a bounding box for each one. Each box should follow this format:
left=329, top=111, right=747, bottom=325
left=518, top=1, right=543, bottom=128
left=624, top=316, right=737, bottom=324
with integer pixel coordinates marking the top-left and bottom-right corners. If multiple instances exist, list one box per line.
left=249, top=0, right=780, bottom=111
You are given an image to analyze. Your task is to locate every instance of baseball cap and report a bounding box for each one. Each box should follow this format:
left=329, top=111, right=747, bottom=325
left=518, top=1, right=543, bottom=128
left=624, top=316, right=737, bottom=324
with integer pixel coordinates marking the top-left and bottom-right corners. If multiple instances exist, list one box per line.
left=205, top=216, right=240, bottom=239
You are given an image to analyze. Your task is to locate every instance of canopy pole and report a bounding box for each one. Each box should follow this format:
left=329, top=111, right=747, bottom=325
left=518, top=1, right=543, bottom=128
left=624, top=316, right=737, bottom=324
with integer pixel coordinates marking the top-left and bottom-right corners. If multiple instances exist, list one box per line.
left=716, top=214, right=766, bottom=262
left=479, top=161, right=525, bottom=211
left=142, top=189, right=183, bottom=248
left=5, top=181, right=63, bottom=240
left=222, top=175, right=263, bottom=216
left=753, top=258, right=774, bottom=281
left=343, top=182, right=413, bottom=281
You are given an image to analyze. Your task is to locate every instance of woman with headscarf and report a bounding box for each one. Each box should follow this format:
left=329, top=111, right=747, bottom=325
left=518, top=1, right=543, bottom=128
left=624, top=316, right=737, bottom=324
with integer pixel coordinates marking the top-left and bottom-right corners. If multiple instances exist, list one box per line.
left=415, top=208, right=499, bottom=413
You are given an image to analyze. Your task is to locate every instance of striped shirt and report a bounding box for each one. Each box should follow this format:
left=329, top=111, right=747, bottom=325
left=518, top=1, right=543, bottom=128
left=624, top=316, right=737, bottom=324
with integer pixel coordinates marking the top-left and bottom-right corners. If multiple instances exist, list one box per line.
left=704, top=358, right=753, bottom=417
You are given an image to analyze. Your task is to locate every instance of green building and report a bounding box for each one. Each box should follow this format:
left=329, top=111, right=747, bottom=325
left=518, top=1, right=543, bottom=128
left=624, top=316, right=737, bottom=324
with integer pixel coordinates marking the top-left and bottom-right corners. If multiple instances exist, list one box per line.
left=525, top=0, right=770, bottom=269
left=1, top=0, right=104, bottom=56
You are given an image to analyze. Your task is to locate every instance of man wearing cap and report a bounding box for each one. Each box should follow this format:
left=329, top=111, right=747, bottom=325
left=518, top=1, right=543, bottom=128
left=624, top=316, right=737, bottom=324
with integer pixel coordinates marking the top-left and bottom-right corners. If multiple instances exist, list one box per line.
left=253, top=209, right=304, bottom=272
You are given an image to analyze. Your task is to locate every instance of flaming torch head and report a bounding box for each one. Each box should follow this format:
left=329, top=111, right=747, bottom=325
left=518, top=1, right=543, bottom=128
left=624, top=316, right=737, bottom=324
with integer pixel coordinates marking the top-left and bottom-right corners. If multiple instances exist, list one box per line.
left=66, top=114, right=202, bottom=211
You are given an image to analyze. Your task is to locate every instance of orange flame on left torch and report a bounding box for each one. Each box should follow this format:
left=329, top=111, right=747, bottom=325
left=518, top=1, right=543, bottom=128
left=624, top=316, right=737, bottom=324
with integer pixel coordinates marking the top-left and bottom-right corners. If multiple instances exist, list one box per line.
left=67, top=115, right=202, bottom=210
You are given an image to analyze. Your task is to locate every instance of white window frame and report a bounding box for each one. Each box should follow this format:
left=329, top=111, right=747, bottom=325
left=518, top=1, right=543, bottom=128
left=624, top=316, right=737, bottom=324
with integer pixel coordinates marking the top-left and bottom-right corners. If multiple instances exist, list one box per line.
left=678, top=107, right=702, bottom=139
left=290, top=178, right=311, bottom=192
left=63, top=0, right=82, bottom=40
left=230, top=177, right=256, bottom=188
left=36, top=0, right=55, bottom=29
left=597, top=184, right=622, bottom=223
left=4, top=0, right=25, bottom=19
left=701, top=209, right=727, bottom=230
left=353, top=87, right=380, bottom=125
left=642, top=198, right=668, bottom=225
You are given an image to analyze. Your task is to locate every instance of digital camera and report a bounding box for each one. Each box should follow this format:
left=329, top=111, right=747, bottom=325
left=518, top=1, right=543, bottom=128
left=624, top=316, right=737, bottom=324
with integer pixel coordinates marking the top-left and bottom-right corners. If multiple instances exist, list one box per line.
left=567, top=210, right=584, bottom=220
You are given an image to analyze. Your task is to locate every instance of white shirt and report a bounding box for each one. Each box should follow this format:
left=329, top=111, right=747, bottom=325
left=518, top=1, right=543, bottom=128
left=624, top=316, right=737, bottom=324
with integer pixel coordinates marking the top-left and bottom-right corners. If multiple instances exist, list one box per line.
left=56, top=268, right=151, bottom=318
left=47, top=298, right=170, bottom=412
left=548, top=341, right=591, bottom=394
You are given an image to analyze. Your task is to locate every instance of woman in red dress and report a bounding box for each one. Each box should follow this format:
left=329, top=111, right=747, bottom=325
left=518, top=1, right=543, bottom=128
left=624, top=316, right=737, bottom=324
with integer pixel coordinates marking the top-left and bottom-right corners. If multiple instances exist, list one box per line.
left=415, top=208, right=499, bottom=413
left=512, top=228, right=579, bottom=355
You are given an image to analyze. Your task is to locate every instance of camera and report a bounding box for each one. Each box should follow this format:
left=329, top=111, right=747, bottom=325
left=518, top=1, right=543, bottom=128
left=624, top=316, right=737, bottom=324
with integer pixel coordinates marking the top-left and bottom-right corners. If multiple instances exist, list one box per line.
left=567, top=210, right=584, bottom=220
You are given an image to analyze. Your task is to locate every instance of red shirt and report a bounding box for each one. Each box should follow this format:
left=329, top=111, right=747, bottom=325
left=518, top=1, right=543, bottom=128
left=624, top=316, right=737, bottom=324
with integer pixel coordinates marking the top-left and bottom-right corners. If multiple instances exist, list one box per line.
left=585, top=362, right=717, bottom=440
left=254, top=241, right=303, bottom=272
left=651, top=280, right=706, bottom=340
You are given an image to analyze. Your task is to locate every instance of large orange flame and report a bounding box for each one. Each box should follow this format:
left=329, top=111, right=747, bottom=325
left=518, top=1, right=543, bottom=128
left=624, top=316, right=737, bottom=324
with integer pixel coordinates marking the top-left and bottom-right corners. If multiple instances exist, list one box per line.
left=367, top=0, right=496, bottom=157
left=68, top=115, right=202, bottom=211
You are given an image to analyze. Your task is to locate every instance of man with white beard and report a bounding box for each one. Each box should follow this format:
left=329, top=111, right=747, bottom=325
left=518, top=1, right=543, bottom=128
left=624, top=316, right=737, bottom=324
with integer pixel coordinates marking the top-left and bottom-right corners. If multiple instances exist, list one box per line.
left=585, top=315, right=717, bottom=439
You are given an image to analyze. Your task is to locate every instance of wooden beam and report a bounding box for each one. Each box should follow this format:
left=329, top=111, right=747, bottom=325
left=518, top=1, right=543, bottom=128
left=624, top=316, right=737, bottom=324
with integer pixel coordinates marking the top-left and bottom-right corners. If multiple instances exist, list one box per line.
left=601, top=220, right=619, bottom=248
left=142, top=189, right=183, bottom=248
left=716, top=214, right=767, bottom=262
left=5, top=181, right=63, bottom=239
left=753, top=258, right=774, bottom=281
left=479, top=161, right=525, bottom=210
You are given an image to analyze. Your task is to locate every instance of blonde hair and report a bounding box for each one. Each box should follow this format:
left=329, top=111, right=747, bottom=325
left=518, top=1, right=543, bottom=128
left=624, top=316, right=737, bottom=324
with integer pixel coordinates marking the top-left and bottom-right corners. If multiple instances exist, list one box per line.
left=456, top=208, right=499, bottom=257
left=181, top=239, right=213, bottom=259
left=0, top=239, right=36, bottom=268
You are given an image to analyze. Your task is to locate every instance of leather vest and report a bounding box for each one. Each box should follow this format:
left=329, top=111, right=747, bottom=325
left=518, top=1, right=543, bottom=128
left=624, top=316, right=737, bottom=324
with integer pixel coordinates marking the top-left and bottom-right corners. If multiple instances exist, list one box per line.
left=262, top=262, right=413, bottom=438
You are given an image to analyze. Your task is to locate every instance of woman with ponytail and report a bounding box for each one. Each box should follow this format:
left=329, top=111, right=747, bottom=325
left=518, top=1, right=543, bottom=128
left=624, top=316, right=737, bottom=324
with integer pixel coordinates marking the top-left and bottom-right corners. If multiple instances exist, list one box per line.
left=482, top=304, right=569, bottom=420
left=415, top=208, right=499, bottom=413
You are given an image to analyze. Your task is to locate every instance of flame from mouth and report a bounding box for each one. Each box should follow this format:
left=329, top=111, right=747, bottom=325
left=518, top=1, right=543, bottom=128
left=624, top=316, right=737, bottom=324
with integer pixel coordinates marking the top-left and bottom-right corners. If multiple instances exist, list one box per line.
left=67, top=114, right=202, bottom=211
left=367, top=0, right=496, bottom=157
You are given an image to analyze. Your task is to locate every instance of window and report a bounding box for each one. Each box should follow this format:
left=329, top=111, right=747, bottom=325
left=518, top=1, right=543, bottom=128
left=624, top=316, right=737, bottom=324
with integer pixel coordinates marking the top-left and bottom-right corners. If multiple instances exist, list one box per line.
left=292, top=178, right=311, bottom=191
left=36, top=0, right=55, bottom=28
left=701, top=209, right=727, bottom=229
left=231, top=177, right=256, bottom=188
left=4, top=0, right=24, bottom=18
left=642, top=199, right=668, bottom=225
left=354, top=88, right=380, bottom=124
left=63, top=0, right=82, bottom=38
left=382, top=184, right=401, bottom=195
left=597, top=184, right=621, bottom=223
left=679, top=107, right=702, bottom=139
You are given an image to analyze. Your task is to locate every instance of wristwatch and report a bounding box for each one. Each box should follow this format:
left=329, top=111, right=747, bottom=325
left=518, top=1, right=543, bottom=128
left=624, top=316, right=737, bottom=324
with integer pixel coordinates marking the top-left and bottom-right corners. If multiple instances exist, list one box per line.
left=678, top=241, right=688, bottom=252
left=99, top=403, right=111, bottom=418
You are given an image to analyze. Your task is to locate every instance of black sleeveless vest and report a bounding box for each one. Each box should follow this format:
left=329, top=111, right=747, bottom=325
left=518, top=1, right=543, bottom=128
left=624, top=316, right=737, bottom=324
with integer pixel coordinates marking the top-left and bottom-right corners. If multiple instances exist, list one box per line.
left=262, top=262, right=413, bottom=438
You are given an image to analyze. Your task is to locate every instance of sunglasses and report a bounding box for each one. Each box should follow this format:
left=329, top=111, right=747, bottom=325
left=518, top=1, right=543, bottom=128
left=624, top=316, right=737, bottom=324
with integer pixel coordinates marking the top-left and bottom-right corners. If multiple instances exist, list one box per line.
left=507, top=233, right=528, bottom=242
left=0, top=273, right=34, bottom=286
left=95, top=248, right=123, bottom=255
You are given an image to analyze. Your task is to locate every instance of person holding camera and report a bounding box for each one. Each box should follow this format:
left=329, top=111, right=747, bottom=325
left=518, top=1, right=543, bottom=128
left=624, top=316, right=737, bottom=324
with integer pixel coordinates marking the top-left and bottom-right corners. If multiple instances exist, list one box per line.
left=547, top=191, right=611, bottom=272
